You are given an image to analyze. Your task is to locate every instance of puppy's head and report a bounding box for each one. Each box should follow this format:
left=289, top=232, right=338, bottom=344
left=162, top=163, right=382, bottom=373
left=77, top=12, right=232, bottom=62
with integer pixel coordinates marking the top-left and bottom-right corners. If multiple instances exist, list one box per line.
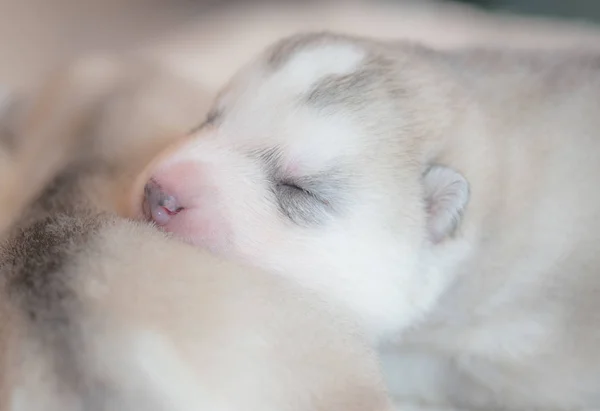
left=142, top=32, right=471, bottom=340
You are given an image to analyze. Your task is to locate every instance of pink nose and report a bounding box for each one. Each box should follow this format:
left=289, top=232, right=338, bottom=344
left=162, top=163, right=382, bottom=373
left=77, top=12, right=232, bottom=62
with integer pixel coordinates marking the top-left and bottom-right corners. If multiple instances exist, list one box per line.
left=143, top=179, right=184, bottom=226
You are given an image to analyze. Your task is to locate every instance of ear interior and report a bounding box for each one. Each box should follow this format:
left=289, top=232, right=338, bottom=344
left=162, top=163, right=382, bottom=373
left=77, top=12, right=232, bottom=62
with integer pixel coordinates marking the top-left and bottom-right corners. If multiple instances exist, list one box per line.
left=422, top=165, right=470, bottom=243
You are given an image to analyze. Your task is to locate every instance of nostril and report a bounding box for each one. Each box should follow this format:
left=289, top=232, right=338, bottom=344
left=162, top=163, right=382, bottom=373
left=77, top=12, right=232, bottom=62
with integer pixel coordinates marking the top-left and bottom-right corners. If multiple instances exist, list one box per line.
left=159, top=195, right=183, bottom=215
left=144, top=178, right=184, bottom=226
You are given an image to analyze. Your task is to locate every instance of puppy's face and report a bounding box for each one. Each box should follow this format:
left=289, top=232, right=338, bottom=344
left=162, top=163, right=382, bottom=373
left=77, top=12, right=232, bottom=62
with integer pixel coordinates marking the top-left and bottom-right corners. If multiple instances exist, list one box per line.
left=144, top=33, right=470, bottom=340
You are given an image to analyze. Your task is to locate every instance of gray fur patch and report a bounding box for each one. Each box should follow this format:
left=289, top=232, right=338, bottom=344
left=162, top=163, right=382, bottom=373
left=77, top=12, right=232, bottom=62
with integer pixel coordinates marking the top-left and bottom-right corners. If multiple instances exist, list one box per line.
left=303, top=54, right=409, bottom=111
left=305, top=69, right=375, bottom=109
left=2, top=213, right=99, bottom=327
left=0, top=157, right=111, bottom=405
left=0, top=211, right=105, bottom=404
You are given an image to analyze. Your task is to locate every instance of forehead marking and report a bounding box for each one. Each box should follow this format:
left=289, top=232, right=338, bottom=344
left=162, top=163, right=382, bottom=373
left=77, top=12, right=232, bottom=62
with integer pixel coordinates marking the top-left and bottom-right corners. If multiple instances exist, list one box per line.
left=305, top=68, right=374, bottom=110
left=303, top=55, right=400, bottom=111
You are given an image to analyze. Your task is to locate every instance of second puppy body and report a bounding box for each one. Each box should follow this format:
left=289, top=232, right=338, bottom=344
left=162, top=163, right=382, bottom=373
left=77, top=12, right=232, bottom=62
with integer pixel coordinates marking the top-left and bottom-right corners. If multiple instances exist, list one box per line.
left=141, top=33, right=600, bottom=410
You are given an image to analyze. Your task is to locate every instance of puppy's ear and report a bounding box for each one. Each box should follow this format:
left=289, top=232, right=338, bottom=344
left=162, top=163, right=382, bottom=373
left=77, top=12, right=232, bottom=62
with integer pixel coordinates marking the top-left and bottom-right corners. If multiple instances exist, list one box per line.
left=422, top=164, right=469, bottom=243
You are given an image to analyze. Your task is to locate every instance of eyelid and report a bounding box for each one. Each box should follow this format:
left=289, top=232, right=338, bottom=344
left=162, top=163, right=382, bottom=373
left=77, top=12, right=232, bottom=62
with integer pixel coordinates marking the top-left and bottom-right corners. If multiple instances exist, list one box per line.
left=278, top=178, right=330, bottom=206
left=279, top=179, right=310, bottom=193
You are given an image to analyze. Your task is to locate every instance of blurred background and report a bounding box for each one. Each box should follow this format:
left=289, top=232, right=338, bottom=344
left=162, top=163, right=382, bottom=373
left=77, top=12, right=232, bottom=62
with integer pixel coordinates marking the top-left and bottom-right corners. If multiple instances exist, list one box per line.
left=0, top=0, right=598, bottom=93
left=459, top=0, right=600, bottom=22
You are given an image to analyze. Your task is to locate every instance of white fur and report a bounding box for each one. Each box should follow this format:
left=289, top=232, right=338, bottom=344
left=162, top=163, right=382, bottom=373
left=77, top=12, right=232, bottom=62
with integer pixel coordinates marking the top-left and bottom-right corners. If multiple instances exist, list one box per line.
left=275, top=43, right=365, bottom=93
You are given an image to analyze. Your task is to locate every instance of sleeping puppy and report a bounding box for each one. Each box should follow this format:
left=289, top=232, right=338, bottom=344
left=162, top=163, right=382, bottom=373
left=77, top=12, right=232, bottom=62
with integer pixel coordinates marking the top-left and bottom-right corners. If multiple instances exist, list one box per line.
left=0, top=54, right=394, bottom=411
left=141, top=32, right=600, bottom=410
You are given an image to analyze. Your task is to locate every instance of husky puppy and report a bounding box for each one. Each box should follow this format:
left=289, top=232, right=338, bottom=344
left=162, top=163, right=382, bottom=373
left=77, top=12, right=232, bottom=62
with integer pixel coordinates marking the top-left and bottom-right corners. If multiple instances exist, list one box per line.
left=142, top=32, right=600, bottom=410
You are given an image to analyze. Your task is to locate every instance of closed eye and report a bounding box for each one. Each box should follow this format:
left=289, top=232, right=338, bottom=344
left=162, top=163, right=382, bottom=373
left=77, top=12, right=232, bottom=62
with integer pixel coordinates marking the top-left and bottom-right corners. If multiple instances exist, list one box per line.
left=274, top=179, right=332, bottom=227
left=277, top=180, right=328, bottom=205
left=278, top=181, right=311, bottom=196
left=252, top=146, right=346, bottom=226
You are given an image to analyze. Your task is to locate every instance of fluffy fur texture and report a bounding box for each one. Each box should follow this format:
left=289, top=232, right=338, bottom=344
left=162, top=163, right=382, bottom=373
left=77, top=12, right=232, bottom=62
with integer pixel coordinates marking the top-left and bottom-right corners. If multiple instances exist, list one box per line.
left=145, top=32, right=600, bottom=410
left=0, top=55, right=393, bottom=411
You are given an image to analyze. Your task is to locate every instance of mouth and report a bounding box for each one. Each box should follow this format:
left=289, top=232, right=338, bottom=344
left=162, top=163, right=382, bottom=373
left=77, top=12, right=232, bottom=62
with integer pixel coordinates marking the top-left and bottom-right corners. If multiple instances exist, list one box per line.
left=143, top=178, right=184, bottom=226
